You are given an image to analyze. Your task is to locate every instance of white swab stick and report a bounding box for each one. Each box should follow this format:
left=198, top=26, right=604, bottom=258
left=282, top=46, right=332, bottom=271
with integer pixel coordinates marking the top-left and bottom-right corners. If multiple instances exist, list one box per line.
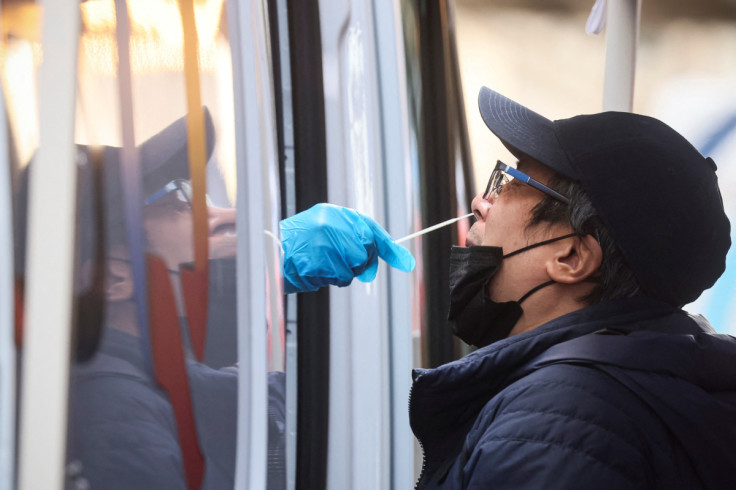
left=394, top=213, right=473, bottom=244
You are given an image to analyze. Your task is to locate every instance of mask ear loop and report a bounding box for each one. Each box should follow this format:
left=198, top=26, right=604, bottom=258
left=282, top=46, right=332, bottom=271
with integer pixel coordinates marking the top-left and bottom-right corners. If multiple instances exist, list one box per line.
left=502, top=233, right=578, bottom=259
left=517, top=280, right=556, bottom=304
left=501, top=232, right=579, bottom=304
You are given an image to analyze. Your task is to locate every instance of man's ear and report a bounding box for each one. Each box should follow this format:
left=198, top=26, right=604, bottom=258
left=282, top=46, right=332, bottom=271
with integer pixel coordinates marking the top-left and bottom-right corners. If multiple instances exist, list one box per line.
left=107, top=259, right=134, bottom=301
left=546, top=234, right=602, bottom=284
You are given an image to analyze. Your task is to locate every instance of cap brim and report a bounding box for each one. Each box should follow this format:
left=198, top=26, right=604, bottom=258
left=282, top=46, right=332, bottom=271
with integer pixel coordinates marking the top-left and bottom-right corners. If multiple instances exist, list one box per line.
left=93, top=105, right=216, bottom=222
left=138, top=106, right=215, bottom=196
left=478, top=87, right=578, bottom=179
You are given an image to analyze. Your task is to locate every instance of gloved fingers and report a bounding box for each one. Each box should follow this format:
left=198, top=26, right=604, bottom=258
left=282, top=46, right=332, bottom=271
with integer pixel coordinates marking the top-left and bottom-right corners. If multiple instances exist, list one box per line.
left=283, top=272, right=308, bottom=294
left=284, top=242, right=358, bottom=287
left=279, top=203, right=415, bottom=294
left=361, top=214, right=416, bottom=273
left=280, top=204, right=365, bottom=292
left=356, top=256, right=379, bottom=283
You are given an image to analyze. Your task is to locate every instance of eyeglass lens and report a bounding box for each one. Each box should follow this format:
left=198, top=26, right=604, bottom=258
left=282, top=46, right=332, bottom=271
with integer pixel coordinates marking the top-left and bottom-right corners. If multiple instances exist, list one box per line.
left=173, top=179, right=213, bottom=207
left=174, top=181, right=192, bottom=204
left=484, top=169, right=513, bottom=200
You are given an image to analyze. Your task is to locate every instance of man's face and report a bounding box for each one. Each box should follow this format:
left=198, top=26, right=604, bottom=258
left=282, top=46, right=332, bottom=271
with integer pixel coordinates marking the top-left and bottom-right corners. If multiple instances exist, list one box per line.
left=467, top=159, right=572, bottom=302
left=142, top=189, right=236, bottom=271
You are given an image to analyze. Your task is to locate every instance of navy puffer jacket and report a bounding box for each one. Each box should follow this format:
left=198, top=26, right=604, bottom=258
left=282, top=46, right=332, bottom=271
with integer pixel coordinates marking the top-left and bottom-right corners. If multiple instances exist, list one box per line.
left=68, top=328, right=286, bottom=489
left=410, top=296, right=736, bottom=489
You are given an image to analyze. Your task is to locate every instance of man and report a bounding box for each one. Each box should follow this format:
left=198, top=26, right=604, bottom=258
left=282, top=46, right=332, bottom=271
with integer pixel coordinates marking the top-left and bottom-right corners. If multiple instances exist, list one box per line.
left=281, top=86, right=736, bottom=489
left=403, top=88, right=736, bottom=489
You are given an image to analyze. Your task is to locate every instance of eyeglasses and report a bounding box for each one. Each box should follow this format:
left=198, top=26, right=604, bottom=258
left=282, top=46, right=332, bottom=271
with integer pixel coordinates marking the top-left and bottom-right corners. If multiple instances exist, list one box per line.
left=483, top=160, right=570, bottom=205
left=144, top=179, right=213, bottom=207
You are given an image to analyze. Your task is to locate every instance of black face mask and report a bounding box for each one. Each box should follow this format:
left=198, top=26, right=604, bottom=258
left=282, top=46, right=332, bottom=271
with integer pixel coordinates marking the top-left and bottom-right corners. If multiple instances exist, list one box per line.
left=447, top=234, right=576, bottom=348
left=203, top=257, right=238, bottom=368
left=175, top=257, right=238, bottom=368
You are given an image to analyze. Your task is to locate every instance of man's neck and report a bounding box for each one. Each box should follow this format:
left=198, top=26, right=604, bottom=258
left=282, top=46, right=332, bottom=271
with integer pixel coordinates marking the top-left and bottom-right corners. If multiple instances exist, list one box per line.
left=507, top=284, right=590, bottom=337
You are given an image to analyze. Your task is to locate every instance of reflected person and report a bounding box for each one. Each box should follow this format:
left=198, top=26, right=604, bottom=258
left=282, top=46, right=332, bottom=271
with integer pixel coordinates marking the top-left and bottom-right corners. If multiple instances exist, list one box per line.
left=14, top=109, right=288, bottom=489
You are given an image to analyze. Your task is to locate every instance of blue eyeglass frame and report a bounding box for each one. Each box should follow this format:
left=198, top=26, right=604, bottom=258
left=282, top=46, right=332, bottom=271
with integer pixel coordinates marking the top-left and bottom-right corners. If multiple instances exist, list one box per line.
left=144, top=178, right=213, bottom=207
left=483, top=160, right=570, bottom=205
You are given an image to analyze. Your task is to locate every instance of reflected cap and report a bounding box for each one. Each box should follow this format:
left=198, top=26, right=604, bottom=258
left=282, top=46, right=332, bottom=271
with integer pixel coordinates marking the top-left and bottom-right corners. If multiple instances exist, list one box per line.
left=14, top=107, right=216, bottom=268
left=97, top=106, right=216, bottom=216
left=478, top=86, right=731, bottom=306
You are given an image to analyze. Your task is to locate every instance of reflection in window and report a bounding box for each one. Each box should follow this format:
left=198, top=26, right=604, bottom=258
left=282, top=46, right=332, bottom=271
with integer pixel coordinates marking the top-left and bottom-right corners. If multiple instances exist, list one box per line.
left=51, top=1, right=287, bottom=488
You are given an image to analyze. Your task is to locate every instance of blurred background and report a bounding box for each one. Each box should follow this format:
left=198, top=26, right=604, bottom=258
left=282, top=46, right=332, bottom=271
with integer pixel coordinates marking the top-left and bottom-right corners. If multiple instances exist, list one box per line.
left=454, top=0, right=736, bottom=334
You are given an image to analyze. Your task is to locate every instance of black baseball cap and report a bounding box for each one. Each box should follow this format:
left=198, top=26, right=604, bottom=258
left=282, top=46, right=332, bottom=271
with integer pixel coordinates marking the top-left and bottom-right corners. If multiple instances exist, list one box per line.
left=478, top=86, right=731, bottom=306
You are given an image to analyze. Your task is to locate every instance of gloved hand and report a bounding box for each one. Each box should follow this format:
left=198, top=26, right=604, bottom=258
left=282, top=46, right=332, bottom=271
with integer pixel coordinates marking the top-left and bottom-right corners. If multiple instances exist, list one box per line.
left=280, top=203, right=416, bottom=293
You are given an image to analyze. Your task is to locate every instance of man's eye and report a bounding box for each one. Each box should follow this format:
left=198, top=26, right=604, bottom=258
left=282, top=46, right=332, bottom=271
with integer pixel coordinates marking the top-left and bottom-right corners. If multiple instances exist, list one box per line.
left=498, top=179, right=514, bottom=193
left=169, top=201, right=190, bottom=212
left=157, top=194, right=189, bottom=212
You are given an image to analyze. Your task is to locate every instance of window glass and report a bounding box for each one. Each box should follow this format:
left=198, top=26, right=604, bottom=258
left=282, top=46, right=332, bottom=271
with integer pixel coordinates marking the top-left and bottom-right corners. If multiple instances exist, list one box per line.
left=62, top=0, right=285, bottom=487
left=400, top=0, right=474, bottom=369
left=1, top=1, right=42, bottom=485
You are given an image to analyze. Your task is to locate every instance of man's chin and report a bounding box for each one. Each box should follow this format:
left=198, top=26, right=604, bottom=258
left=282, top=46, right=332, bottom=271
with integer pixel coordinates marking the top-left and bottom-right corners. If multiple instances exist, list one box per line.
left=465, top=225, right=483, bottom=247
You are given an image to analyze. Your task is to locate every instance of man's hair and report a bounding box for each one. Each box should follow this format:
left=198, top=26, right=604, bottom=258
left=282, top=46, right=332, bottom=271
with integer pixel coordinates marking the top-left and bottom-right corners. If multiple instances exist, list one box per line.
left=525, top=166, right=641, bottom=305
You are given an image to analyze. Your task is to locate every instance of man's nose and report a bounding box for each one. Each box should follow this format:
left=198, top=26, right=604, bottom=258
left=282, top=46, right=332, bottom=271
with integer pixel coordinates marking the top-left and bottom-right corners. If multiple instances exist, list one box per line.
left=471, top=192, right=492, bottom=222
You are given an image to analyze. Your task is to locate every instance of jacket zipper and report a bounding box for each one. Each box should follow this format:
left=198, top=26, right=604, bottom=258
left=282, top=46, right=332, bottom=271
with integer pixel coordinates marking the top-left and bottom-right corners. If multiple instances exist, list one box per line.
left=409, top=373, right=427, bottom=489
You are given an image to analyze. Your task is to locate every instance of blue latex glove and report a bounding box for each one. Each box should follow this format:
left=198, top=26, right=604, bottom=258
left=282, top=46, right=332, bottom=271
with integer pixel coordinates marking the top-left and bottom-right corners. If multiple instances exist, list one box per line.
left=280, top=203, right=416, bottom=293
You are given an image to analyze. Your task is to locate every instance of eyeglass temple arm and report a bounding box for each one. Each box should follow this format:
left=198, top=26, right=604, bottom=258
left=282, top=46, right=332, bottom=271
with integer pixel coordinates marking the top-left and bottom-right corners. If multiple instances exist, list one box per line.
left=144, top=181, right=178, bottom=206
left=503, top=165, right=571, bottom=205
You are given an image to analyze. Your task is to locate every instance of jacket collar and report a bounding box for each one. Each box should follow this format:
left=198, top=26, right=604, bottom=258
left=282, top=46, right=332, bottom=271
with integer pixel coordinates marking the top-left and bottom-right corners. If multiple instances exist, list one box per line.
left=409, top=295, right=683, bottom=468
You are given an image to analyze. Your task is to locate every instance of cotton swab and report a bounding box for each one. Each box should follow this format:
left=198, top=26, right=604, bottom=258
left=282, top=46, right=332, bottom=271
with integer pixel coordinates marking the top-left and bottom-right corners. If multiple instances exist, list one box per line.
left=265, top=212, right=474, bottom=249
left=394, top=213, right=473, bottom=244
